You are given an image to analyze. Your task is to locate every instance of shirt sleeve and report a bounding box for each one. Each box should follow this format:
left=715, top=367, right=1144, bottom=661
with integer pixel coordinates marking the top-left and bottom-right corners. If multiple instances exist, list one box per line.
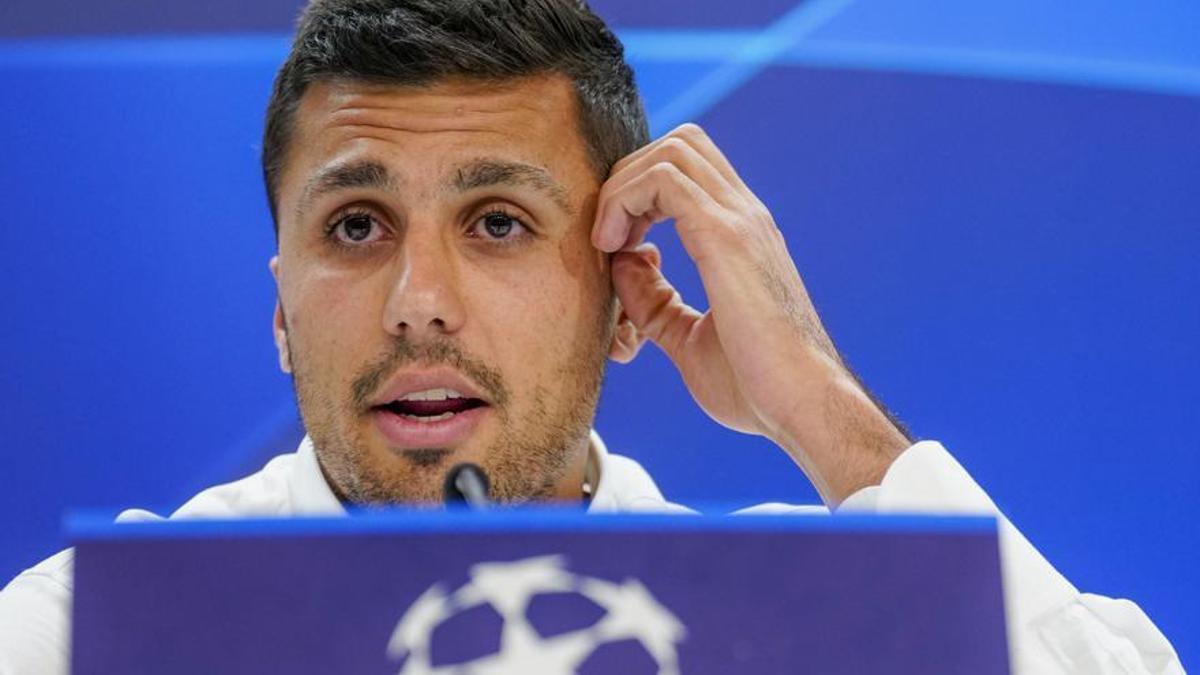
left=837, top=440, right=1183, bottom=674
left=0, top=509, right=167, bottom=675
left=0, top=549, right=74, bottom=675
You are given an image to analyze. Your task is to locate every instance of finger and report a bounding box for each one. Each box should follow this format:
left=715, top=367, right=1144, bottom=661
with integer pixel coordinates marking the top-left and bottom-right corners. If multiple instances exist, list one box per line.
left=608, top=316, right=644, bottom=365
left=608, top=243, right=660, bottom=365
left=672, top=123, right=752, bottom=195
left=619, top=214, right=655, bottom=254
left=604, top=134, right=744, bottom=214
left=634, top=241, right=662, bottom=269
left=593, top=161, right=731, bottom=255
left=611, top=247, right=702, bottom=365
left=611, top=123, right=750, bottom=196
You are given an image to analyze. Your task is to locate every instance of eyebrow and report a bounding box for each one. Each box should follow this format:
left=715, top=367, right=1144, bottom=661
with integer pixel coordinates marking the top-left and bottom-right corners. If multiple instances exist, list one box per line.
left=295, top=160, right=395, bottom=221
left=454, top=159, right=574, bottom=215
left=294, top=157, right=573, bottom=221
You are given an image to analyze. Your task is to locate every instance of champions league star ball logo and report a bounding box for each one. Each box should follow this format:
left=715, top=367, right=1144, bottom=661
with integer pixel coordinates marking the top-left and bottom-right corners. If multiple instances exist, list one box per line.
left=387, top=555, right=687, bottom=674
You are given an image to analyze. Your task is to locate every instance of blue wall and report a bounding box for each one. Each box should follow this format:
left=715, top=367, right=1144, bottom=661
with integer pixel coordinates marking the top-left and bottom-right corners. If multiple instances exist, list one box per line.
left=1, top=1, right=1196, bottom=666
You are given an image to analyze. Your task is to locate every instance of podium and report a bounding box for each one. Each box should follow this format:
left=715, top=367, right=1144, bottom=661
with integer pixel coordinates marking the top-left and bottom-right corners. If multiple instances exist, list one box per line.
left=70, top=511, right=1010, bottom=674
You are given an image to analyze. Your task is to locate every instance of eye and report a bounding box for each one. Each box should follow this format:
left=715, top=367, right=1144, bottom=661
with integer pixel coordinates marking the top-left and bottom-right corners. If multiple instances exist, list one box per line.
left=326, top=210, right=386, bottom=246
left=469, top=210, right=531, bottom=244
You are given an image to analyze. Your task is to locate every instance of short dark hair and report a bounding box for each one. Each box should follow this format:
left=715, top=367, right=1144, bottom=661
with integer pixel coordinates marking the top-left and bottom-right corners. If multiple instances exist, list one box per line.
left=261, top=0, right=649, bottom=229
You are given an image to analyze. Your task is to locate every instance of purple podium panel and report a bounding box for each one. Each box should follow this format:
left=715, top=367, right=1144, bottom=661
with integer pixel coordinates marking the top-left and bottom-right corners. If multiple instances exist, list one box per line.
left=70, top=512, right=1009, bottom=674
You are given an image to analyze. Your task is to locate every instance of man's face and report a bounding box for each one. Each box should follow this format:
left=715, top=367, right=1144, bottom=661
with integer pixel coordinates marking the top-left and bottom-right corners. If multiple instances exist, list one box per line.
left=270, top=75, right=618, bottom=505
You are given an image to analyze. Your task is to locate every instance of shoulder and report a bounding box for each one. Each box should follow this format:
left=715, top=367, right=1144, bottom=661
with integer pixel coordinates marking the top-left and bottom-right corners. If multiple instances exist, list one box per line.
left=0, top=450, right=300, bottom=674
left=103, top=452, right=301, bottom=525
left=0, top=440, right=337, bottom=675
left=1, top=548, right=74, bottom=594
left=124, top=438, right=342, bottom=522
left=0, top=548, right=74, bottom=674
left=588, top=433, right=691, bottom=513
left=169, top=452, right=301, bottom=520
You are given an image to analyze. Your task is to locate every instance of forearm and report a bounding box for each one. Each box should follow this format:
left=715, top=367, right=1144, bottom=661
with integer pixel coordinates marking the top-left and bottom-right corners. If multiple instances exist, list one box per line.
left=773, top=358, right=910, bottom=506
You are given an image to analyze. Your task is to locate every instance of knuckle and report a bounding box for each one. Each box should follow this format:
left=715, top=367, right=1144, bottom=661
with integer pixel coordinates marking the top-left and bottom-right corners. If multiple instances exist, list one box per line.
left=610, top=147, right=644, bottom=176
left=676, top=122, right=707, bottom=141
left=659, top=136, right=691, bottom=159
left=649, top=161, right=683, bottom=182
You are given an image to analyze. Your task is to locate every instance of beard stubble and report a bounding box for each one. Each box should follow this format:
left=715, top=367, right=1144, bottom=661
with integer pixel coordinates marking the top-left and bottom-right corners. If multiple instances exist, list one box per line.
left=285, top=299, right=615, bottom=506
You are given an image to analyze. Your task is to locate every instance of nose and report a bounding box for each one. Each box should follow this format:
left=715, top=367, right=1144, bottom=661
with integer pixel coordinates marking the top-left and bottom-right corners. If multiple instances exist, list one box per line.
left=382, top=224, right=466, bottom=340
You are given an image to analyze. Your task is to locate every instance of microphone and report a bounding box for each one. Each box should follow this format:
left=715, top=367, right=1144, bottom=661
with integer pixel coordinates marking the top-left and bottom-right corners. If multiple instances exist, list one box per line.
left=443, top=463, right=491, bottom=510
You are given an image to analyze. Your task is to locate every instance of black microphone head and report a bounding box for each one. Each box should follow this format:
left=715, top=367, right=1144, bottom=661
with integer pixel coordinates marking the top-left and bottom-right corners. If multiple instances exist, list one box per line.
left=443, top=462, right=491, bottom=507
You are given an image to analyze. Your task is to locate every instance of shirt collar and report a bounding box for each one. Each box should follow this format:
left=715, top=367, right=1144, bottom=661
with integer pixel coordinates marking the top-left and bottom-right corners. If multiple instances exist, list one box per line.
left=288, top=430, right=666, bottom=514
left=289, top=436, right=346, bottom=516
left=585, top=430, right=676, bottom=513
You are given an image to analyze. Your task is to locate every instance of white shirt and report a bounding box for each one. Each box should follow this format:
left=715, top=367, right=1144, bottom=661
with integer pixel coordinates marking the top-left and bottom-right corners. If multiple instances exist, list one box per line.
left=0, top=435, right=1183, bottom=674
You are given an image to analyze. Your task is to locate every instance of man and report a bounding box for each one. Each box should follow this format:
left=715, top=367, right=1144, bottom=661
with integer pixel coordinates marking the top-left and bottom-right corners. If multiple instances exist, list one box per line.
left=0, top=1, right=1183, bottom=673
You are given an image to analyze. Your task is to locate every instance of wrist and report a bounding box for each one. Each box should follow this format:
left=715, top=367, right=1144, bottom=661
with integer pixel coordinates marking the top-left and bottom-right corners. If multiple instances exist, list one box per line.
left=771, top=362, right=910, bottom=506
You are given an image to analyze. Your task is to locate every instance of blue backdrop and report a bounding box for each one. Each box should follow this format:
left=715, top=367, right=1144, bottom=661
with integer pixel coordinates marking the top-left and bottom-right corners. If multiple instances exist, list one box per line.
left=1, top=0, right=1196, bottom=666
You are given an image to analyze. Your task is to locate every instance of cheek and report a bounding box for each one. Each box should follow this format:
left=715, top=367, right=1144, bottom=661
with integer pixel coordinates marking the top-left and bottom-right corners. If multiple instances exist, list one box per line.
left=283, top=267, right=384, bottom=375
left=557, top=235, right=612, bottom=340
left=468, top=246, right=598, bottom=352
left=559, top=231, right=610, bottom=298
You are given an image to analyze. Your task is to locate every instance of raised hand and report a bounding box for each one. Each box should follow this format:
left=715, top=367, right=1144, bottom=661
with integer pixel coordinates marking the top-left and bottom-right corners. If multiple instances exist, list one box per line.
left=594, top=124, right=910, bottom=505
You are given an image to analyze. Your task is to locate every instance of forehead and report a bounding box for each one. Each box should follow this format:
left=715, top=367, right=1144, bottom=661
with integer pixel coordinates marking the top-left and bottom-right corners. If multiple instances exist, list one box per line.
left=276, top=75, right=597, bottom=217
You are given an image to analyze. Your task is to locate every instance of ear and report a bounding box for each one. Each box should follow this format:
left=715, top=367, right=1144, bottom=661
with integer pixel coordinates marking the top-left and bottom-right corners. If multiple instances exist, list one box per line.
left=269, top=256, right=293, bottom=374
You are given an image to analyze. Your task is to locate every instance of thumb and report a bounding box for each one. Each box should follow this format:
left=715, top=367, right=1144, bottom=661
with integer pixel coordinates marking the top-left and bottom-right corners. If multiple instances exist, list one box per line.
left=611, top=245, right=702, bottom=364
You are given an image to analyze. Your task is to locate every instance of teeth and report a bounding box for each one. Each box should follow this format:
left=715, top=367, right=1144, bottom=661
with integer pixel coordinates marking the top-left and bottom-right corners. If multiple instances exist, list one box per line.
left=402, top=412, right=455, bottom=423
left=399, top=388, right=464, bottom=402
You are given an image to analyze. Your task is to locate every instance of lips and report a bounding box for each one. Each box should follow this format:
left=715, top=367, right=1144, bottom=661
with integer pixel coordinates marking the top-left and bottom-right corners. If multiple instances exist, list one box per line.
left=372, top=404, right=489, bottom=450
left=368, top=373, right=495, bottom=450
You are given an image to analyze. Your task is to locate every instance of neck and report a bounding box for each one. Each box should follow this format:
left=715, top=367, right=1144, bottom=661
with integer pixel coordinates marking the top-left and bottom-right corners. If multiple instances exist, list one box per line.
left=548, top=433, right=594, bottom=503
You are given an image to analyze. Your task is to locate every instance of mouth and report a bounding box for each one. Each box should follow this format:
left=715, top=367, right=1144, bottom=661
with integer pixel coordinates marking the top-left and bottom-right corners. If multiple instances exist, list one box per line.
left=370, top=386, right=492, bottom=451
left=378, top=388, right=488, bottom=422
